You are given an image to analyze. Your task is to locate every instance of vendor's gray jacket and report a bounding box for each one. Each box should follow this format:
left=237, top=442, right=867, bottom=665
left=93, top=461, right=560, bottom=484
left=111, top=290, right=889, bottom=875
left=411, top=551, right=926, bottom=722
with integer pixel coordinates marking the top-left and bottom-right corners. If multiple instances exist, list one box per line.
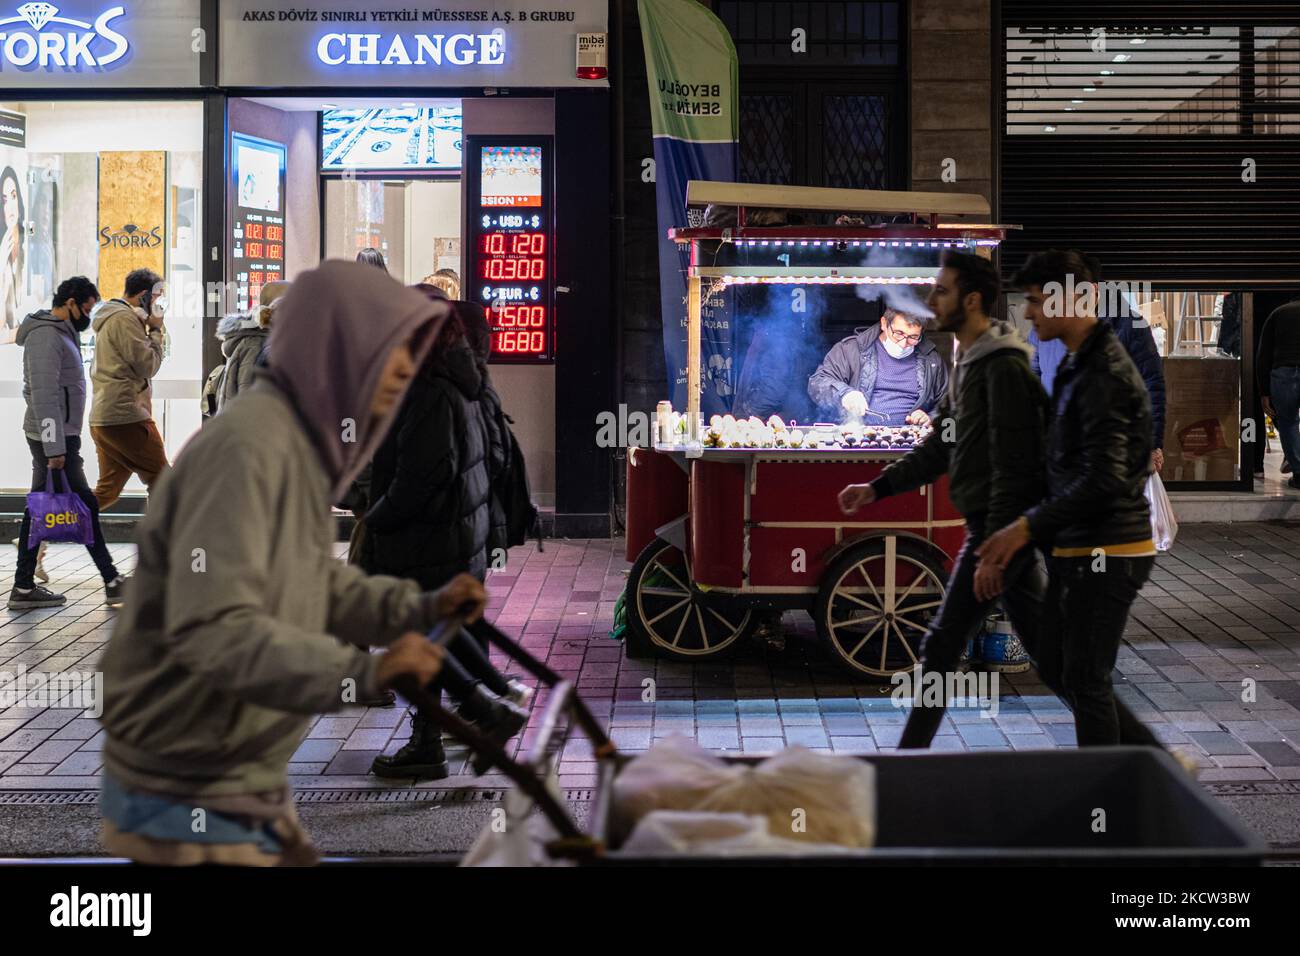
left=17, top=310, right=86, bottom=457
left=807, top=324, right=948, bottom=418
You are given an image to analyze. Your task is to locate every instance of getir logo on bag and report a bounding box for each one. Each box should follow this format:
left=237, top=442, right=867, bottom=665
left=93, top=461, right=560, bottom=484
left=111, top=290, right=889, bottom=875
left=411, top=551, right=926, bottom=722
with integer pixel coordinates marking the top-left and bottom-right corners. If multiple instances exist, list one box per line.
left=44, top=510, right=80, bottom=529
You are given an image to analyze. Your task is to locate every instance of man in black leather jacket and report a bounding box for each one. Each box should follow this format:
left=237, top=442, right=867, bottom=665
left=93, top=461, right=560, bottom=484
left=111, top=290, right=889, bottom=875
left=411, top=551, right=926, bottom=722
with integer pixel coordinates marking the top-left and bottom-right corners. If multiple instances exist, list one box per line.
left=978, top=250, right=1162, bottom=749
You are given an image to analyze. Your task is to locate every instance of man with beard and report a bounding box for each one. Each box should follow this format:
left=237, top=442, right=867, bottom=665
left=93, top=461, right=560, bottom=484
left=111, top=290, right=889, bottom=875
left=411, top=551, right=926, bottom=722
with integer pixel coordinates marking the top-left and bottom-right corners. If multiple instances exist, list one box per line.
left=838, top=251, right=1052, bottom=747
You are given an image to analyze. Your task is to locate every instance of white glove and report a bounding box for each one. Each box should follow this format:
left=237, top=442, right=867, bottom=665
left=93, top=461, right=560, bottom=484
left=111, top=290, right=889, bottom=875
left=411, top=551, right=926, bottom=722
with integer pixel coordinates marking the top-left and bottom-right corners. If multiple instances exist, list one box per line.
left=841, top=390, right=868, bottom=418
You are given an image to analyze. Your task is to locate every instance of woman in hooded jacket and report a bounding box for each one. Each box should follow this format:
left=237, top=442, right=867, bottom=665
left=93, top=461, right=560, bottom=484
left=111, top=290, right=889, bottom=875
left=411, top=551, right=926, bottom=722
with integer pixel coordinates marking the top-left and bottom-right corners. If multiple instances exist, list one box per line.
left=363, top=292, right=529, bottom=780
left=214, top=281, right=289, bottom=413
left=95, top=261, right=485, bottom=865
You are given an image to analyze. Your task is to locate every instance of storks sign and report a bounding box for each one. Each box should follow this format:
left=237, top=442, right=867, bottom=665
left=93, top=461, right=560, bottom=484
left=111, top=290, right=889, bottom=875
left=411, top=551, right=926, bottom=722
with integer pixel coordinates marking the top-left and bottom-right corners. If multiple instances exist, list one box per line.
left=0, top=3, right=129, bottom=69
left=0, top=0, right=203, bottom=87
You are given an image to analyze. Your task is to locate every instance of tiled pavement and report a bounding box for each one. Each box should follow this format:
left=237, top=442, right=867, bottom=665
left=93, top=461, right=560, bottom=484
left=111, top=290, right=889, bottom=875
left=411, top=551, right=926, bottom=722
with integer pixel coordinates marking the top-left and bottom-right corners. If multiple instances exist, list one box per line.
left=2, top=524, right=1300, bottom=796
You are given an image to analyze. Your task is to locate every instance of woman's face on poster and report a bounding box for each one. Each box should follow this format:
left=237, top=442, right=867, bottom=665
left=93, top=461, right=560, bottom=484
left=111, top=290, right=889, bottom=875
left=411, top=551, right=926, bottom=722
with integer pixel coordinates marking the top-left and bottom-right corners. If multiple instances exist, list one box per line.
left=2, top=176, right=18, bottom=232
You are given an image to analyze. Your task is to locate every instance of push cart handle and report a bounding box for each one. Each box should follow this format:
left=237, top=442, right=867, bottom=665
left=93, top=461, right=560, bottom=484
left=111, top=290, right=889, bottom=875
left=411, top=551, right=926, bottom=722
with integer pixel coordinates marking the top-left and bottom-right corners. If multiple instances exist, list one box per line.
left=389, top=672, right=585, bottom=843
left=465, top=618, right=616, bottom=758
left=389, top=616, right=622, bottom=858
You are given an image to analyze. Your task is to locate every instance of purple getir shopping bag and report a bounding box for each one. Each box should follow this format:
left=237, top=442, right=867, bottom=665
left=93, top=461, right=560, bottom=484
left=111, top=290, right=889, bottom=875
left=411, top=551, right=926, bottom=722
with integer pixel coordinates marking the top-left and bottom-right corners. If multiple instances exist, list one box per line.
left=26, top=469, right=95, bottom=549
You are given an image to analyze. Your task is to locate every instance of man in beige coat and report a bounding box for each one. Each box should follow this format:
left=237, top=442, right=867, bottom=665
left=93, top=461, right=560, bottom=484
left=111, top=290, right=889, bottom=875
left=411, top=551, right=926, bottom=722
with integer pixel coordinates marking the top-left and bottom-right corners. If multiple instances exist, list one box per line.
left=88, top=268, right=170, bottom=508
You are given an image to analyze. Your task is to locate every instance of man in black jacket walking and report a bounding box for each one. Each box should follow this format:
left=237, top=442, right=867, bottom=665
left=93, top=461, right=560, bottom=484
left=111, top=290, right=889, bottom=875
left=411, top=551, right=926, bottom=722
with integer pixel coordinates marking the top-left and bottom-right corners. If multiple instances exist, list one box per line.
left=977, top=250, right=1162, bottom=749
left=839, top=252, right=1052, bottom=748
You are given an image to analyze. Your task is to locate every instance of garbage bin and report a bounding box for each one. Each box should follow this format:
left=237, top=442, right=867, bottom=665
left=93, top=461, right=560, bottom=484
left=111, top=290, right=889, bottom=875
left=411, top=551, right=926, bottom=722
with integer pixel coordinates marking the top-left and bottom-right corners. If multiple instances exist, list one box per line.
left=589, top=747, right=1265, bottom=866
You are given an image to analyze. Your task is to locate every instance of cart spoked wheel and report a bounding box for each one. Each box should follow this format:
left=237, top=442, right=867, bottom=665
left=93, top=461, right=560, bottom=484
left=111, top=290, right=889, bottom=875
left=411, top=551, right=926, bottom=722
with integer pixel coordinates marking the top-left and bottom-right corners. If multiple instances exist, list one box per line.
left=815, top=535, right=948, bottom=681
left=625, top=538, right=755, bottom=661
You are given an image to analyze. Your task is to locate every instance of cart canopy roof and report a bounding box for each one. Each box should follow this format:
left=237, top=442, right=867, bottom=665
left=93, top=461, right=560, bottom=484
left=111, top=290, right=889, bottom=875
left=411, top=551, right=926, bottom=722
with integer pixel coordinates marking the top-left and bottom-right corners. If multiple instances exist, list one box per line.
left=685, top=181, right=990, bottom=219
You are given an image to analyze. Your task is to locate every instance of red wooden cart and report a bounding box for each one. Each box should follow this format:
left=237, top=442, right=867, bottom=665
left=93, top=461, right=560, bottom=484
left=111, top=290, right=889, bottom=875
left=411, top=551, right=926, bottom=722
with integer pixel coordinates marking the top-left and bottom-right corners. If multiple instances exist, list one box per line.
left=623, top=182, right=1013, bottom=680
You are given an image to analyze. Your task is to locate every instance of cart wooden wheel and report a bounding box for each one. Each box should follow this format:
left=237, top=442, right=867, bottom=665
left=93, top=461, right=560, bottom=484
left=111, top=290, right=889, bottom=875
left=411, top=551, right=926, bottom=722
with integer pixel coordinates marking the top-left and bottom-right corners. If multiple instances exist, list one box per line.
left=815, top=535, right=948, bottom=681
left=624, top=538, right=755, bottom=661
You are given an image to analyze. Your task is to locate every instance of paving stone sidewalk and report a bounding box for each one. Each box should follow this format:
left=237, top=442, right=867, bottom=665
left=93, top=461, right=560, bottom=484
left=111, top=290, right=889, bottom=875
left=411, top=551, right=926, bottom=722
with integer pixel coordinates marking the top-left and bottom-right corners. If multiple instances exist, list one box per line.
left=2, top=524, right=1299, bottom=795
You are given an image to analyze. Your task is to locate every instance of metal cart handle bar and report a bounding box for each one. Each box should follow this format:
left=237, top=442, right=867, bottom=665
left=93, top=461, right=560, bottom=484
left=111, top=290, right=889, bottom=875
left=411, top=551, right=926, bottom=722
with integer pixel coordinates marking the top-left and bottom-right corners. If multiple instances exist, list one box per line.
left=390, top=611, right=619, bottom=859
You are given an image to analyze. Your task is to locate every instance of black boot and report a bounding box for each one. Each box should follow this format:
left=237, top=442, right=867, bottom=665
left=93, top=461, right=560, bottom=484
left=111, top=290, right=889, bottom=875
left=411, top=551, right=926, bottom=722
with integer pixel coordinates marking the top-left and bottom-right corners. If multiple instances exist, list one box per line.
left=457, top=688, right=529, bottom=776
left=371, top=713, right=448, bottom=780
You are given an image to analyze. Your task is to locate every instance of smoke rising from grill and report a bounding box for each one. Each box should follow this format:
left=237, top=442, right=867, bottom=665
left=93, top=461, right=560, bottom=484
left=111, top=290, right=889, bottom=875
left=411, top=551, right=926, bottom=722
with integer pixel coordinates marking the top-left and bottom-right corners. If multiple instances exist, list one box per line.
left=853, top=245, right=937, bottom=320
left=731, top=284, right=828, bottom=426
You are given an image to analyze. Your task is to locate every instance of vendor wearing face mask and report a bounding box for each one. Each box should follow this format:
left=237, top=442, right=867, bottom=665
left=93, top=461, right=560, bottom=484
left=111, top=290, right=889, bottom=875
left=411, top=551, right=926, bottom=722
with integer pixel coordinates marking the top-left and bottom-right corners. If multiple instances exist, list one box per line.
left=808, top=308, right=949, bottom=426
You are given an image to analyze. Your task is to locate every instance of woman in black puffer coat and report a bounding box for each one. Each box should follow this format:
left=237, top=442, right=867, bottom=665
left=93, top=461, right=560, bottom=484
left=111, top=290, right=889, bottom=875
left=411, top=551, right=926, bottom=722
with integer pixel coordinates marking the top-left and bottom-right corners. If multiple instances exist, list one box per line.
left=363, top=295, right=527, bottom=781
left=364, top=308, right=490, bottom=586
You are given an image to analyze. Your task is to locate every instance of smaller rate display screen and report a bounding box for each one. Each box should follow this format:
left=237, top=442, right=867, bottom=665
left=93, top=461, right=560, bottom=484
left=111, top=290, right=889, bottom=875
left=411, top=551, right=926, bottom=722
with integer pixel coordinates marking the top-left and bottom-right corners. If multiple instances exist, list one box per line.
left=229, top=133, right=287, bottom=312
left=465, top=139, right=554, bottom=363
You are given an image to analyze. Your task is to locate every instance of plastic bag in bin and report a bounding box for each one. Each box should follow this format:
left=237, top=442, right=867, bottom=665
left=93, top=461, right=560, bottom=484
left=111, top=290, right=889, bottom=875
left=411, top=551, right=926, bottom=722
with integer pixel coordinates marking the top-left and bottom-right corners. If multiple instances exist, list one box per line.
left=613, top=736, right=877, bottom=849
left=613, top=736, right=745, bottom=820
left=623, top=810, right=857, bottom=856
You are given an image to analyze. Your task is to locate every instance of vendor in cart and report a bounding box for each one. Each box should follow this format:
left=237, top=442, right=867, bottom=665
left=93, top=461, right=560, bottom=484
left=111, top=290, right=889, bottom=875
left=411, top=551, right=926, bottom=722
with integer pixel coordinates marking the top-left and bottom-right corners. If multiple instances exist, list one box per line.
left=807, top=309, right=948, bottom=426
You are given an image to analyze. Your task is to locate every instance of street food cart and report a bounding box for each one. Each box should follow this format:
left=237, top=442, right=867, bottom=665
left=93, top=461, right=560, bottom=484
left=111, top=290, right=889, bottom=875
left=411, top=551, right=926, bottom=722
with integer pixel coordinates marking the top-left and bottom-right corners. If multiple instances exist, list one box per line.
left=624, top=182, right=1012, bottom=680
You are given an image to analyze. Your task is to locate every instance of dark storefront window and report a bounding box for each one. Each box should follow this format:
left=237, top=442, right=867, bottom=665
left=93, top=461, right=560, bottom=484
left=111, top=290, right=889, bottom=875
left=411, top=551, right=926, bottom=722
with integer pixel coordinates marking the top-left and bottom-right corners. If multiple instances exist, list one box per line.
left=822, top=94, right=889, bottom=189
left=718, top=1, right=900, bottom=65
left=999, top=2, right=1300, bottom=491
left=724, top=1, right=904, bottom=191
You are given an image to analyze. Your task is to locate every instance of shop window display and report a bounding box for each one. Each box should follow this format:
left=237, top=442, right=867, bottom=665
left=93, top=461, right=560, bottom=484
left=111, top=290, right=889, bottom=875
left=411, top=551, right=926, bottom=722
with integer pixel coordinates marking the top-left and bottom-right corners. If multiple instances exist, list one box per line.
left=0, top=101, right=203, bottom=493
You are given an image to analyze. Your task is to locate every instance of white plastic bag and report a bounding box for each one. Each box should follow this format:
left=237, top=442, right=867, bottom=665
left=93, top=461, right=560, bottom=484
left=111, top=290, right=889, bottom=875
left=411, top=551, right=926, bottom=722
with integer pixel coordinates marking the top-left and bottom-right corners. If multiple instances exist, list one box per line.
left=1145, top=472, right=1179, bottom=551
left=692, top=746, right=877, bottom=848
left=461, top=767, right=571, bottom=867
left=612, top=735, right=745, bottom=820
left=614, top=740, right=877, bottom=850
left=622, top=810, right=855, bottom=857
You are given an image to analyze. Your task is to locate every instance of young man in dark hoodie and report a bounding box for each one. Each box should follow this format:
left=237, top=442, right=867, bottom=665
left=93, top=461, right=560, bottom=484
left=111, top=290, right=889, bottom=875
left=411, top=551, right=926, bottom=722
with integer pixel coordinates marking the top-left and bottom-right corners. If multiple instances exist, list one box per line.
left=839, top=252, right=1052, bottom=747
left=9, top=277, right=128, bottom=610
left=977, top=250, right=1163, bottom=749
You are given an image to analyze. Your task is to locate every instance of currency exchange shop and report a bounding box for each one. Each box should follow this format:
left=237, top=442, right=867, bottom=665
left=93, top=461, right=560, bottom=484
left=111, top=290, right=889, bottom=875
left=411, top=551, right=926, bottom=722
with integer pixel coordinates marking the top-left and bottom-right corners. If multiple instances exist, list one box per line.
left=0, top=0, right=614, bottom=536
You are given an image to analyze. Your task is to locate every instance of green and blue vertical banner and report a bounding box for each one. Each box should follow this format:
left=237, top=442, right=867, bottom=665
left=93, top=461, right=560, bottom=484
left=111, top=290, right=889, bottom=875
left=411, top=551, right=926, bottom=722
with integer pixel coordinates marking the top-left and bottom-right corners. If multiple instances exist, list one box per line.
left=638, top=0, right=739, bottom=414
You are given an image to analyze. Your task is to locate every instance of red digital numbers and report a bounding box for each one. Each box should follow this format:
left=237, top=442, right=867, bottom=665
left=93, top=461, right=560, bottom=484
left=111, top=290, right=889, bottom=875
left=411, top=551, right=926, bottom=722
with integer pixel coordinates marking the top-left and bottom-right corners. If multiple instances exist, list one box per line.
left=477, top=228, right=549, bottom=359
left=487, top=305, right=546, bottom=328
left=479, top=232, right=546, bottom=281
left=265, top=225, right=284, bottom=242
left=482, top=258, right=545, bottom=281
left=246, top=241, right=264, bottom=259
left=494, top=330, right=546, bottom=354
left=479, top=233, right=545, bottom=256
left=245, top=223, right=263, bottom=240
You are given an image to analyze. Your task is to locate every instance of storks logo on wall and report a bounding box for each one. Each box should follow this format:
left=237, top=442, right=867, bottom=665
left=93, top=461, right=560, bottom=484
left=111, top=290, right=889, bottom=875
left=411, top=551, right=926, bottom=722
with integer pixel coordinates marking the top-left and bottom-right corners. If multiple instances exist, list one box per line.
left=99, top=223, right=162, bottom=249
left=0, top=4, right=129, bottom=71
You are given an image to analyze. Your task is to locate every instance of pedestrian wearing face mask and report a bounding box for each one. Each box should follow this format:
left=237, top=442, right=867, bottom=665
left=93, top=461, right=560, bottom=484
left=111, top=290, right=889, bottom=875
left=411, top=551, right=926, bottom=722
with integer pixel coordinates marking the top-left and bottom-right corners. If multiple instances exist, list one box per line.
left=8, top=276, right=127, bottom=610
left=808, top=308, right=948, bottom=425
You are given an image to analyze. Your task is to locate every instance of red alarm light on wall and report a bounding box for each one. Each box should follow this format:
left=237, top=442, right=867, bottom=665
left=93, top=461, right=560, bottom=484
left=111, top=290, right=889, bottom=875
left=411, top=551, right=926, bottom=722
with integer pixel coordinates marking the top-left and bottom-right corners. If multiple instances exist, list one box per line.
left=576, top=32, right=608, bottom=80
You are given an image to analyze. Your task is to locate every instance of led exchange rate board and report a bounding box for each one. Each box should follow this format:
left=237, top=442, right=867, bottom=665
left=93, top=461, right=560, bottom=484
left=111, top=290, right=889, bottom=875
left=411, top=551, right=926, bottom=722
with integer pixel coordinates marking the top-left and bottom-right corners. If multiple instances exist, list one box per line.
left=464, top=137, right=554, bottom=363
